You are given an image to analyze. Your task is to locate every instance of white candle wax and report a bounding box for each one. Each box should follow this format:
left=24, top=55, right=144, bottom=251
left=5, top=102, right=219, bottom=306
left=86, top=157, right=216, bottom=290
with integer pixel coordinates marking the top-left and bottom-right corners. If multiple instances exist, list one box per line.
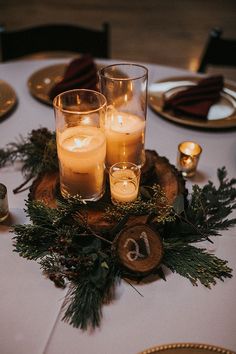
left=104, top=112, right=145, bottom=167
left=57, top=126, right=106, bottom=199
left=110, top=169, right=139, bottom=203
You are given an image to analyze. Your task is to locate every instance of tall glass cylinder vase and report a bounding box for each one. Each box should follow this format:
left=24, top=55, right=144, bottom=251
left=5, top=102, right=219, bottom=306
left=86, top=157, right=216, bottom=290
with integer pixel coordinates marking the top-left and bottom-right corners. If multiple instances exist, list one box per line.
left=99, top=63, right=148, bottom=169
left=53, top=89, right=107, bottom=201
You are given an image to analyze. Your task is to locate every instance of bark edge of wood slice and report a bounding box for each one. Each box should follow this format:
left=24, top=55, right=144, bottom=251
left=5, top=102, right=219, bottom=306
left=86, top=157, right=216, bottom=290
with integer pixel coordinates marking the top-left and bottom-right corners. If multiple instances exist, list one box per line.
left=29, top=150, right=187, bottom=230
left=113, top=224, right=163, bottom=275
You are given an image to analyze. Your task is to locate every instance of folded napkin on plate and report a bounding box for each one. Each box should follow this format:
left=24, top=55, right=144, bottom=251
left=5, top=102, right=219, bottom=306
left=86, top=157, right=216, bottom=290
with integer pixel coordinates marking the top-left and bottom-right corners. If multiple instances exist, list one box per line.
left=49, top=54, right=98, bottom=100
left=165, top=75, right=224, bottom=119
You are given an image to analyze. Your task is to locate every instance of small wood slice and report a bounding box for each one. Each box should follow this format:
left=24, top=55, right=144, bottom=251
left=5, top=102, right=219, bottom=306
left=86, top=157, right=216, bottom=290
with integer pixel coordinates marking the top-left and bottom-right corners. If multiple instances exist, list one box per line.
left=141, top=150, right=187, bottom=205
left=30, top=172, right=59, bottom=208
left=29, top=150, right=187, bottom=230
left=113, top=224, right=163, bottom=275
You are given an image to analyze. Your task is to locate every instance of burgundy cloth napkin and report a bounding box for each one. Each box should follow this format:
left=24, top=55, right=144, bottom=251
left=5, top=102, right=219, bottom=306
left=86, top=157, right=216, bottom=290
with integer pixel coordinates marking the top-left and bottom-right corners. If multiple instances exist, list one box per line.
left=165, top=75, right=224, bottom=119
left=49, top=54, right=98, bottom=100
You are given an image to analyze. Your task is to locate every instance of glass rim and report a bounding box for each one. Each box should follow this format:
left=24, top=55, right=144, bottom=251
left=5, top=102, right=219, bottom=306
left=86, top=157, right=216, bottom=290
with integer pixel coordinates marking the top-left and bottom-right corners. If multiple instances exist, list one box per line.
left=178, top=141, right=202, bottom=156
left=99, top=63, right=148, bottom=81
left=109, top=162, right=141, bottom=177
left=53, top=89, right=107, bottom=115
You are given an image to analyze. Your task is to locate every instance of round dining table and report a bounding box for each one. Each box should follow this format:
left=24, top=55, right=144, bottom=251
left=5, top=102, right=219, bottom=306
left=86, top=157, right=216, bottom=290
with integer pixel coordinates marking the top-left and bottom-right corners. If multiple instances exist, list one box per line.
left=0, top=58, right=236, bottom=354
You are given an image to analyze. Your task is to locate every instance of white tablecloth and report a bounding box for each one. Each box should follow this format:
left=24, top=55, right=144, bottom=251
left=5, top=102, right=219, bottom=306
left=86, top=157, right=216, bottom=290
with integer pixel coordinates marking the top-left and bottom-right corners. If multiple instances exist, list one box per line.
left=0, top=59, right=236, bottom=354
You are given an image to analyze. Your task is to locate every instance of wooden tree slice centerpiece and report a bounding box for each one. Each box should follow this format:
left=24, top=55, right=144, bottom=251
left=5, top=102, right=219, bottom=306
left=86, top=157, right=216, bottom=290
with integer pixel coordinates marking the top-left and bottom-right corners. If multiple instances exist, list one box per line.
left=29, top=149, right=186, bottom=277
left=30, top=150, right=187, bottom=231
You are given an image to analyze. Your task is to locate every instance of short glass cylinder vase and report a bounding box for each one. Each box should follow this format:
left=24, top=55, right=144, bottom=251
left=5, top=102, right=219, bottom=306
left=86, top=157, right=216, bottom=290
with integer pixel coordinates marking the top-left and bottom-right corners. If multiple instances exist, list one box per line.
left=109, top=162, right=141, bottom=204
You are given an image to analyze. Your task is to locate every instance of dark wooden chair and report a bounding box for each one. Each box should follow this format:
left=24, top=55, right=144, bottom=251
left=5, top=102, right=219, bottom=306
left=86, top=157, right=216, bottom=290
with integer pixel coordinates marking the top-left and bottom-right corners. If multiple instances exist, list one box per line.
left=0, top=23, right=110, bottom=61
left=197, top=28, right=236, bottom=73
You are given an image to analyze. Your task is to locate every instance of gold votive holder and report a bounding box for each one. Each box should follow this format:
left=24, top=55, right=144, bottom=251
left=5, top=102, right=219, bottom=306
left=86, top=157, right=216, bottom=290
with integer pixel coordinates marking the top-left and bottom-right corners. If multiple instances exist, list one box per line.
left=177, top=141, right=202, bottom=177
left=109, top=162, right=141, bottom=204
left=0, top=183, right=9, bottom=222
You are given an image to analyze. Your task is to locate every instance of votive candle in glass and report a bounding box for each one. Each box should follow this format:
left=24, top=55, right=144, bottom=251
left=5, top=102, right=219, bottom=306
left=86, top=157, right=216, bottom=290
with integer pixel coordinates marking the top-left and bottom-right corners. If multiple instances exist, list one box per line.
left=53, top=89, right=107, bottom=201
left=109, top=162, right=141, bottom=204
left=0, top=183, right=9, bottom=222
left=177, top=141, right=202, bottom=177
left=99, top=63, right=148, bottom=168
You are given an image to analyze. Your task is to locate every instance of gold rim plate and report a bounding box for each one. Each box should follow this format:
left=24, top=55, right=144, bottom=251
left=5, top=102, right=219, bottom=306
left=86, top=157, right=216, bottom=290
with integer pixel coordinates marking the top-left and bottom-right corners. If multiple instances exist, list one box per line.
left=27, top=63, right=103, bottom=106
left=139, top=342, right=235, bottom=354
left=0, top=80, right=17, bottom=119
left=148, top=76, right=236, bottom=129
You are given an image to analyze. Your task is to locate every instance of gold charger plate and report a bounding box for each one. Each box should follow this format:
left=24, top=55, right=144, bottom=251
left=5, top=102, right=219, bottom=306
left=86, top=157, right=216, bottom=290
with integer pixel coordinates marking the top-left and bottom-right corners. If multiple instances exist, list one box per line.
left=27, top=63, right=103, bottom=106
left=139, top=342, right=235, bottom=354
left=0, top=80, right=17, bottom=119
left=148, top=76, right=236, bottom=129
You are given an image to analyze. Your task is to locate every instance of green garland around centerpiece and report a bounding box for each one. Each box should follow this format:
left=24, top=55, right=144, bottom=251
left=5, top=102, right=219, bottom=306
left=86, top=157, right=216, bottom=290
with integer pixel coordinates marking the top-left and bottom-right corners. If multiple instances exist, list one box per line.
left=1, top=128, right=236, bottom=330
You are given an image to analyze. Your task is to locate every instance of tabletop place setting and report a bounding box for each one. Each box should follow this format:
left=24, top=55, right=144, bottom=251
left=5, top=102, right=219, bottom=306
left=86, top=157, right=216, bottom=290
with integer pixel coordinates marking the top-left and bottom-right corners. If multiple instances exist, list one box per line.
left=1, top=55, right=236, bottom=354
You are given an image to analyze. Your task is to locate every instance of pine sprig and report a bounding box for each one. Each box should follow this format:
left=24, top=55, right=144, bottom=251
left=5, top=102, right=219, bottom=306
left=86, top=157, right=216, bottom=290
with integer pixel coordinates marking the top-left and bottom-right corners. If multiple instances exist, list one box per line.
left=163, top=242, right=232, bottom=288
left=105, top=184, right=174, bottom=224
left=0, top=128, right=58, bottom=192
left=186, top=167, right=236, bottom=237
left=13, top=223, right=56, bottom=259
left=5, top=127, right=235, bottom=330
left=13, top=195, right=121, bottom=329
left=63, top=281, right=104, bottom=329
left=62, top=261, right=120, bottom=329
left=0, top=128, right=58, bottom=175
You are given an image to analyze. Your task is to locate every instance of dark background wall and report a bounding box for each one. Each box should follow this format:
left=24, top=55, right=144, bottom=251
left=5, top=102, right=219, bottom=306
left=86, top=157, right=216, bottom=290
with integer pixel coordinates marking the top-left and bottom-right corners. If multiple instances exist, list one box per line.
left=1, top=0, right=236, bottom=78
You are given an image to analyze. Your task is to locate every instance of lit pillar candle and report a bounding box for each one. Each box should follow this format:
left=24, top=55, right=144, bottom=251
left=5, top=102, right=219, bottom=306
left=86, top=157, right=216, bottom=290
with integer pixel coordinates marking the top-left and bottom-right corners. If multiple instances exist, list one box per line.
left=105, top=111, right=145, bottom=168
left=57, top=126, right=106, bottom=200
left=109, top=162, right=140, bottom=204
left=99, top=63, right=148, bottom=168
left=53, top=89, right=107, bottom=201
left=177, top=141, right=202, bottom=177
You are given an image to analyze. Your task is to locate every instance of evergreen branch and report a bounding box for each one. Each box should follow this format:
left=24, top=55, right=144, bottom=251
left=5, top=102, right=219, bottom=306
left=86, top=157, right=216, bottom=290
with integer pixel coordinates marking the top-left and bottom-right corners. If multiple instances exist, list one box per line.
left=62, top=261, right=120, bottom=329
left=13, top=175, right=34, bottom=194
left=105, top=184, right=174, bottom=224
left=0, top=128, right=58, bottom=179
left=170, top=167, right=236, bottom=242
left=12, top=224, right=56, bottom=259
left=6, top=133, right=235, bottom=330
left=26, top=200, right=62, bottom=227
left=40, top=253, right=67, bottom=288
left=62, top=280, right=103, bottom=329
left=163, top=243, right=232, bottom=288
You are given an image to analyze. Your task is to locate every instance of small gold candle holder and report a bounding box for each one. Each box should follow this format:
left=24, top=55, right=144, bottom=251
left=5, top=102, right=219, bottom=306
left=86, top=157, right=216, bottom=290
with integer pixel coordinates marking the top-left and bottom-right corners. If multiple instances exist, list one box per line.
left=109, top=162, right=141, bottom=204
left=177, top=141, right=202, bottom=177
left=0, top=183, right=9, bottom=222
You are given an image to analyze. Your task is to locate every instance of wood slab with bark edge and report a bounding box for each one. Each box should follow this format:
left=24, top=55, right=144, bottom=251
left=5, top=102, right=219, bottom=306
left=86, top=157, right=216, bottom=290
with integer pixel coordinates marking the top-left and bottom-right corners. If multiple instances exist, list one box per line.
left=29, top=150, right=187, bottom=232
left=113, top=224, right=163, bottom=275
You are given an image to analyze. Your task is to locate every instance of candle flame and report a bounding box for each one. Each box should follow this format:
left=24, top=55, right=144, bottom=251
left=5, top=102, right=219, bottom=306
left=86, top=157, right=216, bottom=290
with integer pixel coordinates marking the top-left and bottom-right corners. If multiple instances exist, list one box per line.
left=118, top=115, right=123, bottom=126
left=74, top=136, right=92, bottom=148
left=123, top=180, right=128, bottom=187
